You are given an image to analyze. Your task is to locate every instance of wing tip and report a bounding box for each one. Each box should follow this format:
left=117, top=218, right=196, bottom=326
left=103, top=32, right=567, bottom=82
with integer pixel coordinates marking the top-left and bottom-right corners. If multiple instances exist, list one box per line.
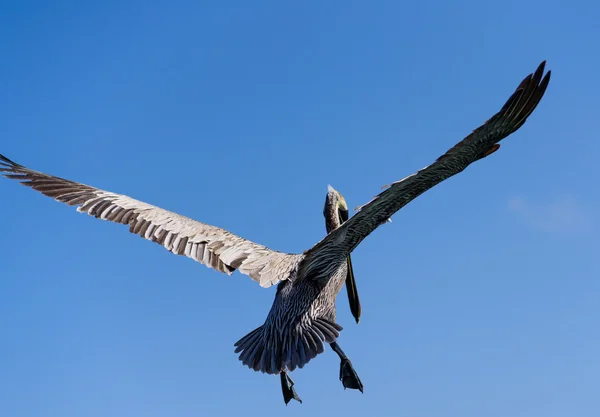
left=533, top=60, right=551, bottom=86
left=0, top=153, right=21, bottom=170
left=499, top=60, right=551, bottom=129
left=536, top=60, right=546, bottom=74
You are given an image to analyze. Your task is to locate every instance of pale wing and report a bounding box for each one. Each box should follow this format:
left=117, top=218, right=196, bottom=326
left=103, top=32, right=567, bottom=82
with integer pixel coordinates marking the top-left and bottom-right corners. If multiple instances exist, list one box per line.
left=0, top=156, right=300, bottom=288
left=301, top=61, right=551, bottom=280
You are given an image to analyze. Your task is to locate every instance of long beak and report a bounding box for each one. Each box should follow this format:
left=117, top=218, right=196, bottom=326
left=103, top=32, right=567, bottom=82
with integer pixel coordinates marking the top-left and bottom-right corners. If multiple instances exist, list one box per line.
left=345, top=254, right=361, bottom=324
left=338, top=205, right=361, bottom=323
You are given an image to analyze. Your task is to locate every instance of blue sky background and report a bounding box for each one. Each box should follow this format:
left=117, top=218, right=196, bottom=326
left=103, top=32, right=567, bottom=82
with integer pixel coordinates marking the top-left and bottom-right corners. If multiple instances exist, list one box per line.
left=1, top=1, right=599, bottom=416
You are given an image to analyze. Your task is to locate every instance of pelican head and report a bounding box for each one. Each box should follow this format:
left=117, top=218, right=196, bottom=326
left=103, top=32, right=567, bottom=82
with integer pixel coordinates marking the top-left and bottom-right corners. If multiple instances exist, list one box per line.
left=324, top=185, right=349, bottom=233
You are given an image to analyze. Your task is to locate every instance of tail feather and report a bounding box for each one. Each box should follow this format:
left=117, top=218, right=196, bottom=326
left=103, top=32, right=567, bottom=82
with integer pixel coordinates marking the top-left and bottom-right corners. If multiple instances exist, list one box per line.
left=234, top=318, right=343, bottom=374
left=303, top=328, right=323, bottom=357
left=234, top=326, right=261, bottom=354
left=260, top=347, right=271, bottom=374
left=251, top=345, right=264, bottom=372
left=313, top=319, right=342, bottom=342
left=297, top=335, right=307, bottom=366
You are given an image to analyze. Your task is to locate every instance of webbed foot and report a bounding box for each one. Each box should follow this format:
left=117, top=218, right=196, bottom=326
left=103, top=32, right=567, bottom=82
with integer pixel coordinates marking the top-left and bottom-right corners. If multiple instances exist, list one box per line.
left=340, top=358, right=364, bottom=392
left=280, top=371, right=302, bottom=405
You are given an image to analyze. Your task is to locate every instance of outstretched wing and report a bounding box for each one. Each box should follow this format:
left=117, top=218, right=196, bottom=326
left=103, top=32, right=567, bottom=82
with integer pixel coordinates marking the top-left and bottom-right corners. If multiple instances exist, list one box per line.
left=0, top=156, right=300, bottom=288
left=301, top=61, right=551, bottom=280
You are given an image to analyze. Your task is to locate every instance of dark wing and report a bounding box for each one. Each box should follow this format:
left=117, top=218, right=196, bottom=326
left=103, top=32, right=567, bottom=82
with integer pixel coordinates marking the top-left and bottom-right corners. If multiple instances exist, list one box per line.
left=301, top=61, right=551, bottom=280
left=0, top=156, right=300, bottom=288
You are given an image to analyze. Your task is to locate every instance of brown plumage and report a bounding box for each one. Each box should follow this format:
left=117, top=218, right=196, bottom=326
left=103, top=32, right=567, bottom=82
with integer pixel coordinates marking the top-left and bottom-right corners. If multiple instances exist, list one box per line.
left=0, top=61, right=551, bottom=404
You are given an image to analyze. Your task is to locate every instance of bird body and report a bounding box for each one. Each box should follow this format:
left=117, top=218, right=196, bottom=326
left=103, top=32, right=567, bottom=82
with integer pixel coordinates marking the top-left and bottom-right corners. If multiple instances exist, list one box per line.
left=236, top=185, right=353, bottom=376
left=0, top=61, right=551, bottom=404
left=236, top=261, right=348, bottom=375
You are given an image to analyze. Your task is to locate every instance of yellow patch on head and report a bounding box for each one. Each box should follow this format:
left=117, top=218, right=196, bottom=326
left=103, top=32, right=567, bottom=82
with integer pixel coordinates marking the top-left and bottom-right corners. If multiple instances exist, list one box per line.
left=337, top=195, right=348, bottom=211
left=328, top=185, right=348, bottom=210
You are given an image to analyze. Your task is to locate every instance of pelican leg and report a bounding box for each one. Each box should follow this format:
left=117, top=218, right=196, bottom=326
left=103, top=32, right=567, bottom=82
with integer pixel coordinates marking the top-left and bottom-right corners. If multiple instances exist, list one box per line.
left=330, top=342, right=364, bottom=392
left=280, top=370, right=302, bottom=405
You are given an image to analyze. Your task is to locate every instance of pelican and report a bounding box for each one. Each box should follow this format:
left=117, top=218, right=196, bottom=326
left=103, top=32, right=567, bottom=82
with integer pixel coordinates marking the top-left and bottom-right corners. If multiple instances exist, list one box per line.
left=0, top=61, right=550, bottom=404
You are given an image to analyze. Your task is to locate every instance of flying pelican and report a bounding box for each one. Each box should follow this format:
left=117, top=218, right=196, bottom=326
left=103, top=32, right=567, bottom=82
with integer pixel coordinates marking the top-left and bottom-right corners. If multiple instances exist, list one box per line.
left=0, top=61, right=550, bottom=404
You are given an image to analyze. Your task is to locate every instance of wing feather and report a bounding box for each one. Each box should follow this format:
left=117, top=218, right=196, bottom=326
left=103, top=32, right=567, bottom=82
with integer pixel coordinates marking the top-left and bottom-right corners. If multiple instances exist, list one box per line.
left=0, top=156, right=300, bottom=287
left=301, top=61, right=551, bottom=280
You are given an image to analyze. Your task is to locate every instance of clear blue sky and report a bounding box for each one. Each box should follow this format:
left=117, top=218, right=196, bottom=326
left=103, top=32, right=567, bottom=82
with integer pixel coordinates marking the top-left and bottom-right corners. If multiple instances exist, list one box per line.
left=1, top=1, right=598, bottom=416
